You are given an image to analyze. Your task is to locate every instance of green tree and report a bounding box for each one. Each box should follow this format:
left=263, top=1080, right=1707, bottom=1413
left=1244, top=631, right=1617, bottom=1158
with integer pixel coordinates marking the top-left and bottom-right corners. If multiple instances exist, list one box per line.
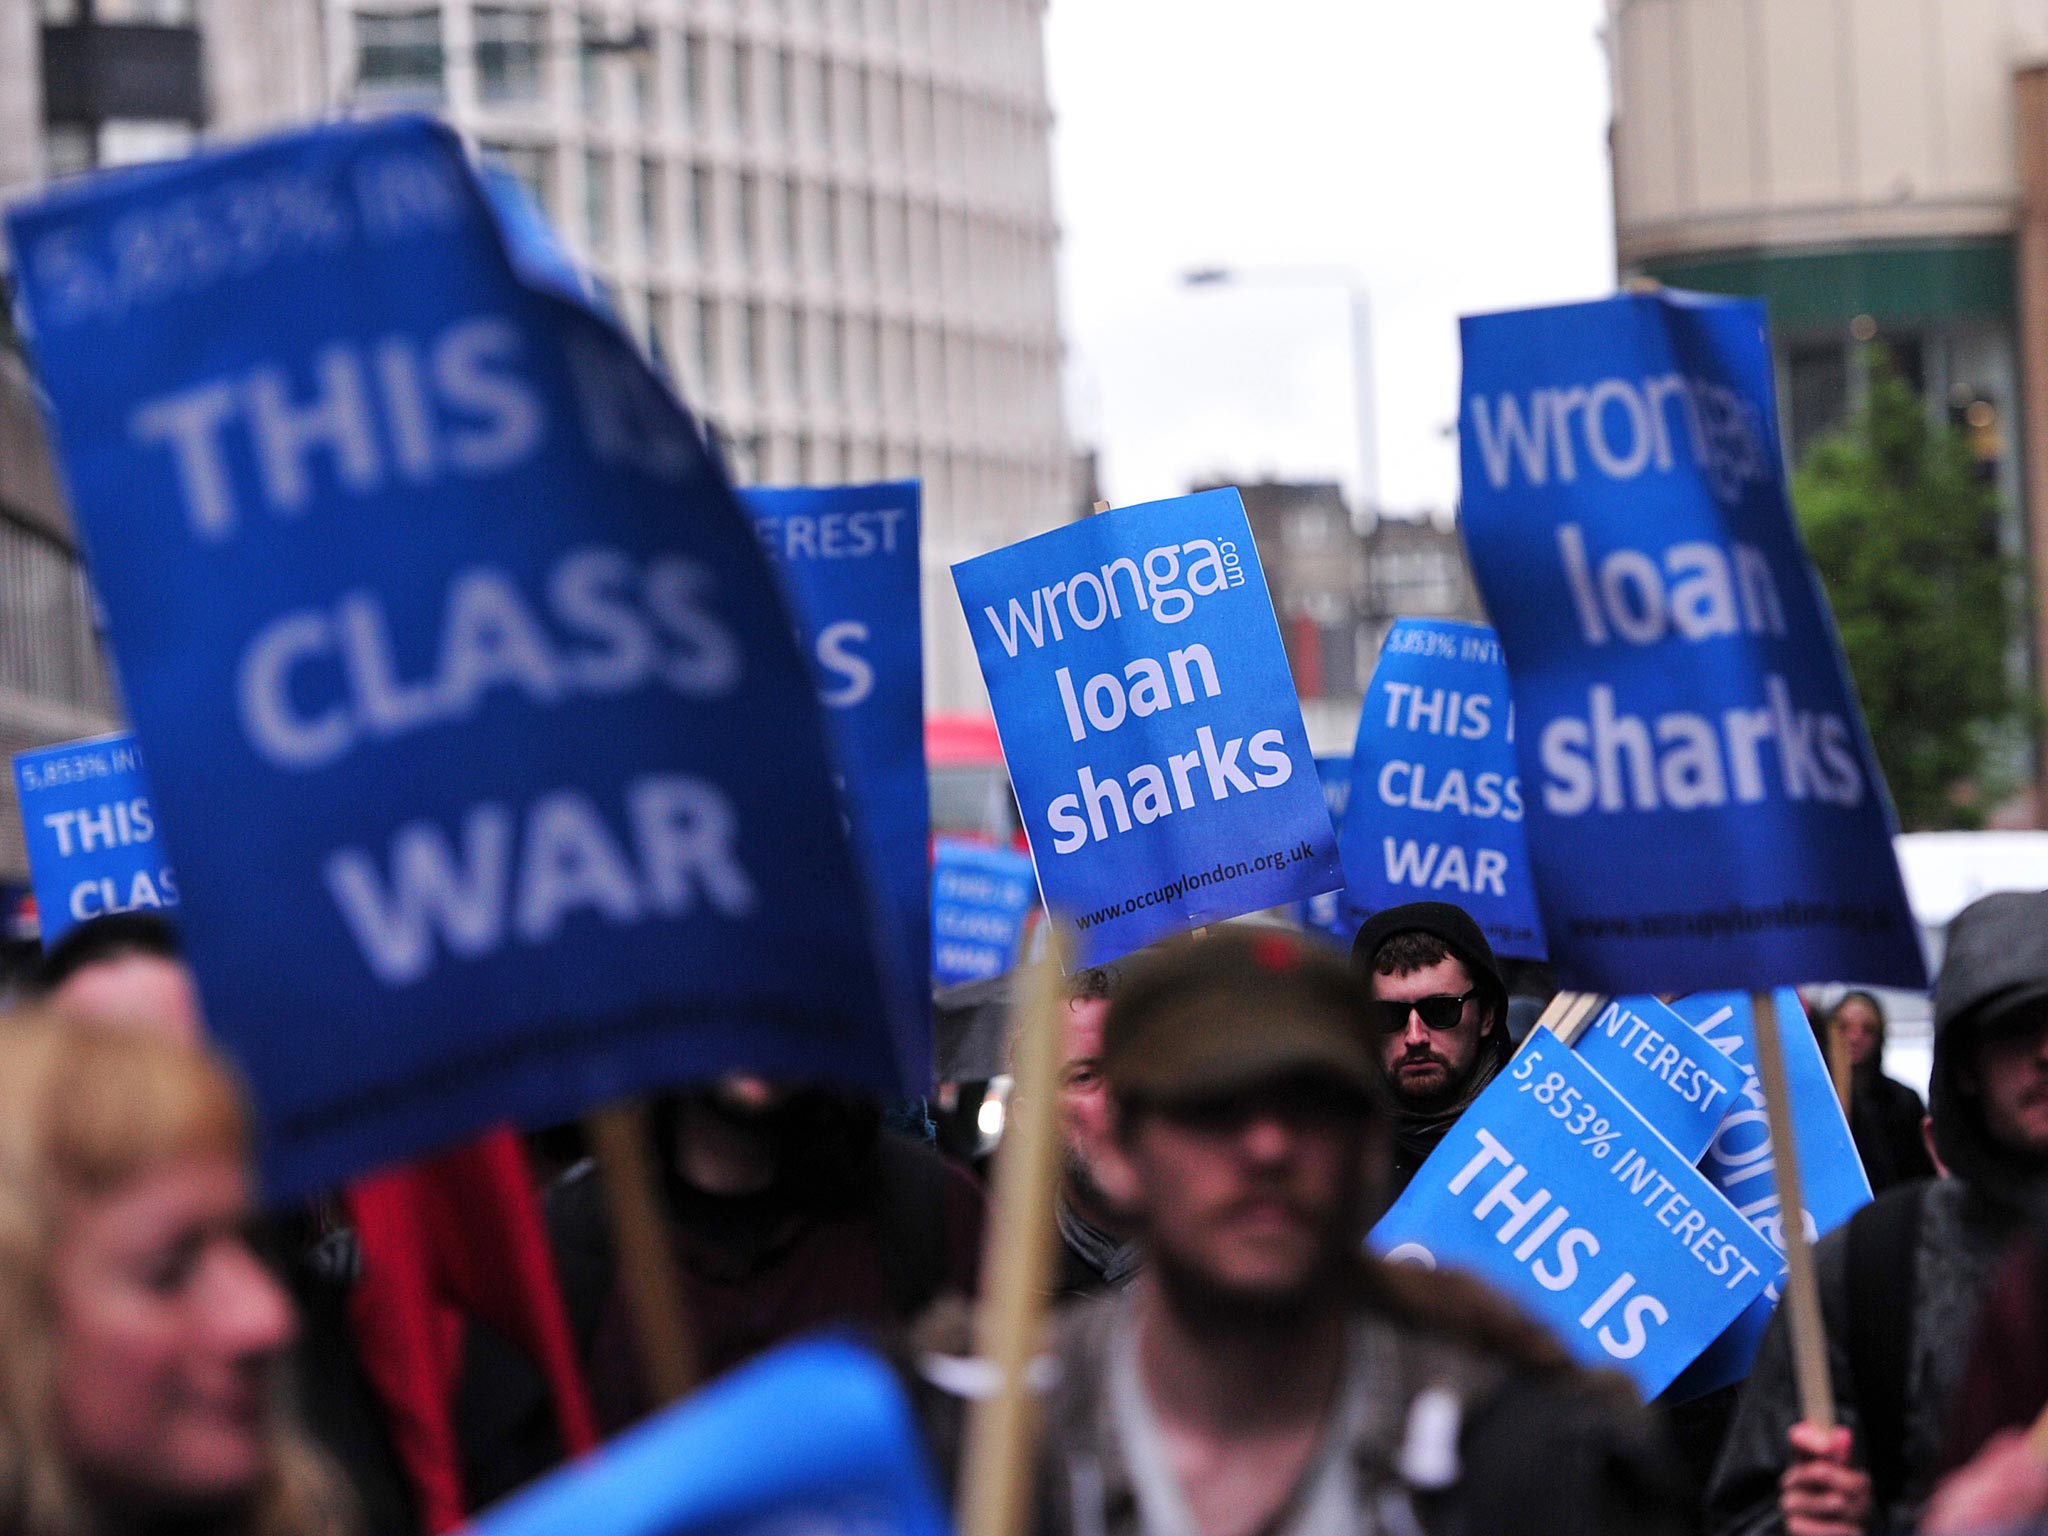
left=1793, top=348, right=2022, bottom=829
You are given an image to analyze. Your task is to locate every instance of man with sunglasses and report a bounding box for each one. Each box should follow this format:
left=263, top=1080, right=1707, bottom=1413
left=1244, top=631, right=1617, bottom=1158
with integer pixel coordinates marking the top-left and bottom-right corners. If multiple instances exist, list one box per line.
left=1350, top=902, right=1513, bottom=1197
left=976, top=926, right=1684, bottom=1536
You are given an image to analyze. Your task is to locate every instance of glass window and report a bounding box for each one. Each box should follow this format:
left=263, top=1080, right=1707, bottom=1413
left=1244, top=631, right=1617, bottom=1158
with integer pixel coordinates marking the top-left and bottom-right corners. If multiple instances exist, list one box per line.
left=730, top=43, right=752, bottom=133
left=825, top=315, right=845, bottom=401
left=646, top=291, right=673, bottom=373
left=743, top=301, right=766, bottom=398
left=773, top=49, right=795, bottom=142
left=680, top=30, right=706, bottom=128
left=870, top=71, right=898, bottom=161
left=775, top=178, right=798, bottom=270
left=578, top=20, right=605, bottom=117
left=484, top=142, right=553, bottom=217
left=356, top=9, right=443, bottom=98
left=847, top=192, right=872, bottom=276
left=43, top=124, right=94, bottom=178
left=1787, top=342, right=1850, bottom=465
left=583, top=150, right=612, bottom=250
left=637, top=157, right=664, bottom=257
left=823, top=187, right=842, bottom=275
left=689, top=165, right=712, bottom=257
left=862, top=317, right=881, bottom=400
left=92, top=118, right=194, bottom=168
left=736, top=172, right=758, bottom=262
left=783, top=308, right=804, bottom=398
left=93, top=0, right=196, bottom=21
left=475, top=7, right=544, bottom=104
left=844, top=64, right=867, bottom=146
left=695, top=297, right=719, bottom=394
left=808, top=56, right=831, bottom=146
left=845, top=190, right=869, bottom=276
left=627, top=44, right=654, bottom=124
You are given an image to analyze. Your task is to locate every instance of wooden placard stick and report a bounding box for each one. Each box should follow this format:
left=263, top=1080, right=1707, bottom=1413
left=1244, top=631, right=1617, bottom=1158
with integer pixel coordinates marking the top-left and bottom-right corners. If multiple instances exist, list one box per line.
left=1749, top=989, right=1836, bottom=1431
left=1533, top=990, right=1610, bottom=1048
left=957, top=932, right=1070, bottom=1536
left=585, top=1100, right=698, bottom=1407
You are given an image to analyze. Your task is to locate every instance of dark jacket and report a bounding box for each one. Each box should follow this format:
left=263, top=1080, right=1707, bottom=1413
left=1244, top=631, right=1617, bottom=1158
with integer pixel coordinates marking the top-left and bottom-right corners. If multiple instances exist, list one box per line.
left=1849, top=1068, right=1935, bottom=1194
left=1705, top=891, right=2048, bottom=1536
left=459, top=1118, right=984, bottom=1509
left=914, top=1261, right=1687, bottom=1536
left=1938, top=1230, right=2048, bottom=1477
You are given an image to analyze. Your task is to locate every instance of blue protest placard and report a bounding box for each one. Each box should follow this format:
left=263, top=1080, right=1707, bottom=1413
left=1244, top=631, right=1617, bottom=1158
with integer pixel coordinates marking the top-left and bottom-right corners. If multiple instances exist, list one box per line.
left=745, top=482, right=931, bottom=1089
left=1338, top=619, right=1544, bottom=960
left=1664, top=987, right=1871, bottom=1399
left=951, top=490, right=1342, bottom=966
left=1458, top=291, right=1923, bottom=994
left=1372, top=1031, right=1777, bottom=1398
left=6, top=116, right=899, bottom=1198
left=1573, top=995, right=1747, bottom=1165
left=14, top=732, right=178, bottom=945
left=472, top=1336, right=950, bottom=1536
left=930, top=837, right=1037, bottom=987
left=1297, top=755, right=1355, bottom=941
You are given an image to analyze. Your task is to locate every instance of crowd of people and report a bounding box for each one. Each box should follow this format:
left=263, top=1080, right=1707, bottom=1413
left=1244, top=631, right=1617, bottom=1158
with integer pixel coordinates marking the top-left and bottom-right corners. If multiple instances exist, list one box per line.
left=5, top=894, right=2048, bottom=1536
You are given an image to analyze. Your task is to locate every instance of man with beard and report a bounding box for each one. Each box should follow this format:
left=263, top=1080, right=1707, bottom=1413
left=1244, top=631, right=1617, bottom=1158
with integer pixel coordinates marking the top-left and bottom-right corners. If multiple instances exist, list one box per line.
left=1351, top=902, right=1513, bottom=1196
left=1054, top=966, right=1140, bottom=1298
left=1006, top=928, right=1683, bottom=1536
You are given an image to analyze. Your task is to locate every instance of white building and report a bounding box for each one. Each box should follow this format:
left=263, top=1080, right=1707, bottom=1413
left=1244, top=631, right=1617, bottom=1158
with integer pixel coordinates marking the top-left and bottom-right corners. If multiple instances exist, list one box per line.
left=6, top=0, right=1070, bottom=717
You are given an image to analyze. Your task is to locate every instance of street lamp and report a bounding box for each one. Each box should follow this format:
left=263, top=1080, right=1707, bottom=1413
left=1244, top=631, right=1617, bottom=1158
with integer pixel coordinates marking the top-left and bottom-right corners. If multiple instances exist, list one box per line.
left=1181, top=266, right=1380, bottom=518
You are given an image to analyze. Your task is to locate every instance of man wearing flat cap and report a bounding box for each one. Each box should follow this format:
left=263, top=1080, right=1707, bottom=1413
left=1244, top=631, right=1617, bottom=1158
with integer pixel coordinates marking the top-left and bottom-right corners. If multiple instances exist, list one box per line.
left=969, top=926, right=1684, bottom=1536
left=1351, top=901, right=1513, bottom=1197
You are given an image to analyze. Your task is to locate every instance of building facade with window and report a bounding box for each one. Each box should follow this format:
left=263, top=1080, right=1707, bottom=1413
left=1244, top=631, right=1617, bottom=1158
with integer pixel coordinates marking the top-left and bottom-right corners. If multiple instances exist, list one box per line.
left=1, top=0, right=1067, bottom=749
left=329, top=0, right=1069, bottom=715
left=1607, top=0, right=2048, bottom=815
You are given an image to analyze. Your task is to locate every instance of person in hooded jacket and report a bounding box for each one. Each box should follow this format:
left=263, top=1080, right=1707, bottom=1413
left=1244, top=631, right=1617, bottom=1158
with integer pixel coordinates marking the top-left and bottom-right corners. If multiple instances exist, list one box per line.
left=1704, top=889, right=2048, bottom=1536
left=1349, top=903, right=1513, bottom=1197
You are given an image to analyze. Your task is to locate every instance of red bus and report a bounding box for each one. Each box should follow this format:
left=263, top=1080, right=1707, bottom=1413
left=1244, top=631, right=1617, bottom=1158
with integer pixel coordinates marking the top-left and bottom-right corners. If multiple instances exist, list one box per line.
left=926, top=714, right=1025, bottom=850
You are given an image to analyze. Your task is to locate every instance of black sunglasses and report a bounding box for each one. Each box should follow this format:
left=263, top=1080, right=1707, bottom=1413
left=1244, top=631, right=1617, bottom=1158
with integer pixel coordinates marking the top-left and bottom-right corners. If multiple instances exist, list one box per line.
left=1373, top=989, right=1476, bottom=1033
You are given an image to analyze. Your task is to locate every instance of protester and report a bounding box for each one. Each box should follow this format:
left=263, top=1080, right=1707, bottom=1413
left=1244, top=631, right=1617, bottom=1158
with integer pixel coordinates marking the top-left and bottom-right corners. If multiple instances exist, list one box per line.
left=31, top=913, right=417, bottom=1536
left=35, top=909, right=203, bottom=1042
left=1350, top=902, right=1513, bottom=1195
left=1831, top=991, right=1936, bottom=1195
left=920, top=928, right=1685, bottom=1535
left=460, top=1078, right=985, bottom=1503
left=0, top=1010, right=354, bottom=1536
left=1053, top=966, right=1140, bottom=1299
left=1706, top=890, right=2048, bottom=1536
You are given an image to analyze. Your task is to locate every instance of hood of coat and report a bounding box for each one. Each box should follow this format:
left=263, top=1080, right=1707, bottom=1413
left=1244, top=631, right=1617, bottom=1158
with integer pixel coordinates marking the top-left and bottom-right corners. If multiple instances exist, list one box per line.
left=1929, top=890, right=2048, bottom=1216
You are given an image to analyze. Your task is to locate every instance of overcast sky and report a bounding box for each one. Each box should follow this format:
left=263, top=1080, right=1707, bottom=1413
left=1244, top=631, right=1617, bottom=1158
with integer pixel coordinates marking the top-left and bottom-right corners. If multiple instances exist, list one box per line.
left=1043, top=0, right=1618, bottom=519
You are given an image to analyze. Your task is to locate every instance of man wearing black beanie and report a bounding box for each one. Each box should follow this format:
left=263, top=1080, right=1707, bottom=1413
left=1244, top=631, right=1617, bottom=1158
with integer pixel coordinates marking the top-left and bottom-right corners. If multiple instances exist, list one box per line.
left=1350, top=901, right=1512, bottom=1196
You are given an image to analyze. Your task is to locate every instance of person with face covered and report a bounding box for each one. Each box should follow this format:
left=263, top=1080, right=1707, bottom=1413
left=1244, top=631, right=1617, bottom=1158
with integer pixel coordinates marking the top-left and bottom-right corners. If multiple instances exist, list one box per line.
left=1349, top=902, right=1513, bottom=1197
left=459, top=1077, right=986, bottom=1504
left=0, top=1010, right=354, bottom=1536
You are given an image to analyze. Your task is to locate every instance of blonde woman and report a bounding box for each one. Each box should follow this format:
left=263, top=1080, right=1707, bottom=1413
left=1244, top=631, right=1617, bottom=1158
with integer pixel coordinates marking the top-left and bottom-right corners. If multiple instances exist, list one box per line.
left=0, top=1011, right=355, bottom=1536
